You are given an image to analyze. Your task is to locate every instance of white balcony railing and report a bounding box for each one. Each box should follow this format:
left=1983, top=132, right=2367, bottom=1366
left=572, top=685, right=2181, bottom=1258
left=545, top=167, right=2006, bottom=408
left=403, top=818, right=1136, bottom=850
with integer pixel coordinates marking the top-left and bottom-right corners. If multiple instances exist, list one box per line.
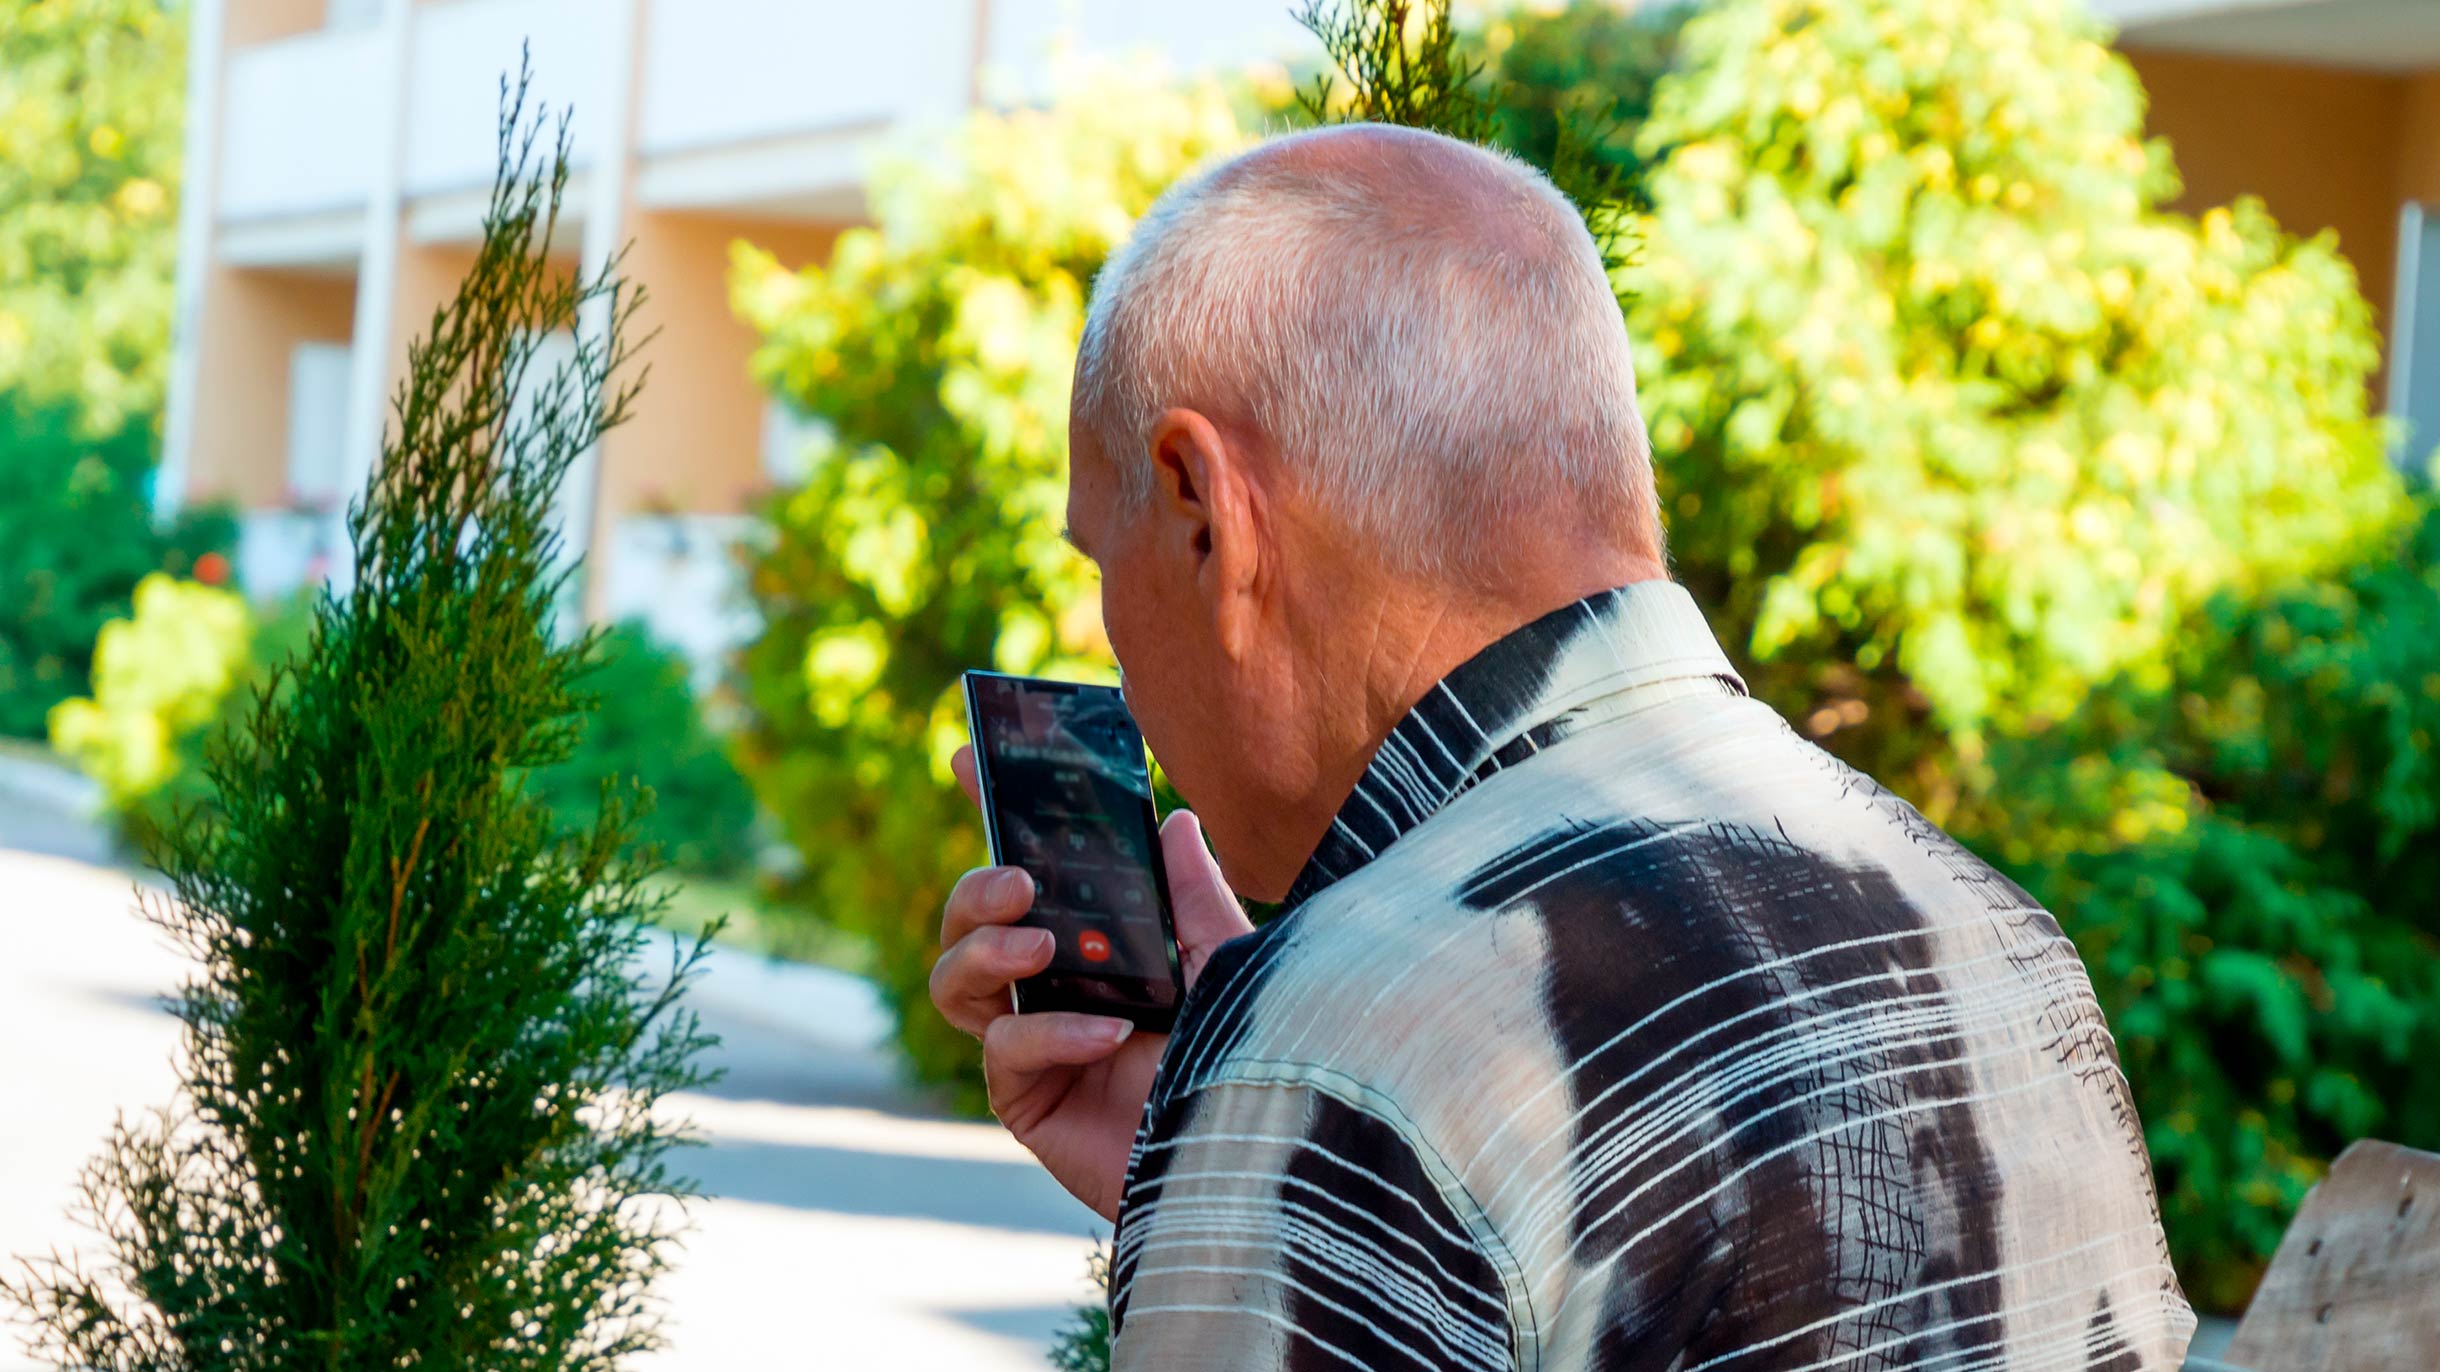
left=218, top=25, right=388, bottom=221
left=636, top=0, right=971, bottom=159
left=403, top=0, right=616, bottom=198
left=216, top=0, right=1306, bottom=234
left=2084, top=0, right=2310, bottom=27
left=980, top=0, right=1308, bottom=106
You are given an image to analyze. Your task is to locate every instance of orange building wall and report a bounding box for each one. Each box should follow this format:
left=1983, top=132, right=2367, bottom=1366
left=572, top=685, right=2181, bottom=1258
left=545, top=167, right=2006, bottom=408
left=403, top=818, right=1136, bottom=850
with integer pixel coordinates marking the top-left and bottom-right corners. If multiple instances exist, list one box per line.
left=384, top=242, right=488, bottom=388
left=2126, top=50, right=2405, bottom=355
left=383, top=219, right=843, bottom=618
left=183, top=267, right=358, bottom=506
left=2396, top=73, right=2440, bottom=210
left=592, top=212, right=840, bottom=540
left=226, top=0, right=331, bottom=47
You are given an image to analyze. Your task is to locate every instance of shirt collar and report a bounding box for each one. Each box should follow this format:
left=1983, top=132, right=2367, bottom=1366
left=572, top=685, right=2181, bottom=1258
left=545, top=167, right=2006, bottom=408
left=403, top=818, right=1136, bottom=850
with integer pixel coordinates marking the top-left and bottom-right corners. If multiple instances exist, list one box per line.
left=1279, top=580, right=1746, bottom=911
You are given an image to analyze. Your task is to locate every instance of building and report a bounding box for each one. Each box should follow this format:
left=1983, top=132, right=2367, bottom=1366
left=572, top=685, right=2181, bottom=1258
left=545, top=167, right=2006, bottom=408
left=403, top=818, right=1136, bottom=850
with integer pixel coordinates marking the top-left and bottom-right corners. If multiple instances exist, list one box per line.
left=2096, top=0, right=2440, bottom=462
left=158, top=0, right=1301, bottom=670
left=167, top=0, right=2440, bottom=674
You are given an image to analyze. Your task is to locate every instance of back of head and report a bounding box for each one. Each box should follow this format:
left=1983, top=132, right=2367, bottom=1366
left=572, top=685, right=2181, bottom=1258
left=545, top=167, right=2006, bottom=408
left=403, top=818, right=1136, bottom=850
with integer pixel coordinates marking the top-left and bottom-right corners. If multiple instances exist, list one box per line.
left=1074, top=123, right=1658, bottom=581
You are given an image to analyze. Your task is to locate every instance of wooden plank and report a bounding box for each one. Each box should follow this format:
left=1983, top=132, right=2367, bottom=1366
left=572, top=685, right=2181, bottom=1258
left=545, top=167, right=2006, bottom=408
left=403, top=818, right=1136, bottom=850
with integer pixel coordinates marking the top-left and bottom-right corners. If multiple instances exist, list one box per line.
left=2224, top=1138, right=2440, bottom=1372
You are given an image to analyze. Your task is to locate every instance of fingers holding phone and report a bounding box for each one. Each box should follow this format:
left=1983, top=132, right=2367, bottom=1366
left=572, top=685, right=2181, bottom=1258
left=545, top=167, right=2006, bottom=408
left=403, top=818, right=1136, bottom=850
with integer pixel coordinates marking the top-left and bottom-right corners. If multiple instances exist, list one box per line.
left=933, top=674, right=1232, bottom=1220
left=931, top=867, right=1055, bottom=1037
left=1154, top=809, right=1255, bottom=985
left=929, top=846, right=1149, bottom=1217
left=955, top=721, right=1249, bottom=938
left=959, top=671, right=1185, bottom=1029
left=951, top=742, right=982, bottom=809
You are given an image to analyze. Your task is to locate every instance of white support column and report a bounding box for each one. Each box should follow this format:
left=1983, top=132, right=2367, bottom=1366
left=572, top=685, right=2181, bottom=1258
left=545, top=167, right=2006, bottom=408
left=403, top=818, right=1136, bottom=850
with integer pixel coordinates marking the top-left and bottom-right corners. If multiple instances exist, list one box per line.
left=153, top=0, right=226, bottom=523
left=968, top=0, right=993, bottom=109
left=327, top=0, right=417, bottom=592
left=564, top=0, right=647, bottom=625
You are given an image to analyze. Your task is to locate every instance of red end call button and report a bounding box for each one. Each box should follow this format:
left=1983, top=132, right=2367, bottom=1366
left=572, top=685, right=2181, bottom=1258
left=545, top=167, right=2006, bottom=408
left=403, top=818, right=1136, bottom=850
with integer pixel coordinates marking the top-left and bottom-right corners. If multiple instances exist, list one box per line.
left=1078, top=930, right=1112, bottom=963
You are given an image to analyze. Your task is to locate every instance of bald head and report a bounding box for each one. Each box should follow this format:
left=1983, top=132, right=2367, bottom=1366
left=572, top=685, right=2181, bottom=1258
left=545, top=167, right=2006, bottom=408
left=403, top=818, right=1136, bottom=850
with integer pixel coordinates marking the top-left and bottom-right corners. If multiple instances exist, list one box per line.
left=1073, top=123, right=1659, bottom=579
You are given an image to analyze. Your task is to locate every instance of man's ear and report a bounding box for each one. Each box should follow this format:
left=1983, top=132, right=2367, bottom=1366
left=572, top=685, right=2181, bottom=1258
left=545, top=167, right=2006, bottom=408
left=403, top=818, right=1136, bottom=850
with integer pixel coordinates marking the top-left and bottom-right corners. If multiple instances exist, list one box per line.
left=1147, top=408, right=1263, bottom=660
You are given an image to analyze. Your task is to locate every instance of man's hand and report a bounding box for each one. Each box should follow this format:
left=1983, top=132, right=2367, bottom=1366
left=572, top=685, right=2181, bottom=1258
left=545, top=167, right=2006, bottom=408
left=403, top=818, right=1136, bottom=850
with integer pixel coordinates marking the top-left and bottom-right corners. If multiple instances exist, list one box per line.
left=930, top=745, right=1255, bottom=1221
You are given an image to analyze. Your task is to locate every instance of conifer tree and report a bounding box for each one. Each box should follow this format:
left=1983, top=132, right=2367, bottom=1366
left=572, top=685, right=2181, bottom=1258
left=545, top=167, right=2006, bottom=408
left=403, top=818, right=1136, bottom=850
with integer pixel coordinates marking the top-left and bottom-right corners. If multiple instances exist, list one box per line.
left=1295, top=0, right=1643, bottom=276
left=6, top=74, right=717, bottom=1372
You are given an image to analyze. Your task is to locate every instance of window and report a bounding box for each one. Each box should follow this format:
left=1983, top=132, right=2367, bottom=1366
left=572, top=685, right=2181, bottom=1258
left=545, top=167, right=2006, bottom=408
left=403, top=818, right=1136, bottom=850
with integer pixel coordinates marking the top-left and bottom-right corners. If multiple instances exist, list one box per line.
left=286, top=342, right=353, bottom=509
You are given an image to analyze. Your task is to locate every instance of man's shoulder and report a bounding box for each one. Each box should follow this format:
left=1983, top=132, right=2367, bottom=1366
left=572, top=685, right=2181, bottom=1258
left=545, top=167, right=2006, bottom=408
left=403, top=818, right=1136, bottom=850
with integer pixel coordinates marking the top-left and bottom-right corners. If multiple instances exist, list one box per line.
left=1128, top=706, right=2194, bottom=1371
left=1150, top=702, right=2059, bottom=1124
left=1143, top=822, right=1577, bottom=1137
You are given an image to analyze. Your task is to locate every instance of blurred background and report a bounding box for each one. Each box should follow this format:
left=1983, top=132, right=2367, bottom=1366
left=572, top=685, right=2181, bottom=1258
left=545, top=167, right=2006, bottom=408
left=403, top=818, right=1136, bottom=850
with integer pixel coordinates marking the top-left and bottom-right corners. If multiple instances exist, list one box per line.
left=2, top=0, right=2436, bottom=1366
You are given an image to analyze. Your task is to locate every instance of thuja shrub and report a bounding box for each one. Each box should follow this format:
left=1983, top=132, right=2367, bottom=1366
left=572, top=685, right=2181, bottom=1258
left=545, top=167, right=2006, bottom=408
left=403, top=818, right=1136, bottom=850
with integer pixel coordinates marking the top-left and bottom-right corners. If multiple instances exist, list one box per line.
left=4, top=77, right=718, bottom=1371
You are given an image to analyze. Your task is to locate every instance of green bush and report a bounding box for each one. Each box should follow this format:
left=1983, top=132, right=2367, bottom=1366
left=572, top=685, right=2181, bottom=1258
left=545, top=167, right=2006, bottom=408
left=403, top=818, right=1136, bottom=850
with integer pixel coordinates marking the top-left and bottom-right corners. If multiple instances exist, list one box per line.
left=525, top=622, right=760, bottom=876
left=2, top=0, right=219, bottom=740
left=1631, top=0, right=2405, bottom=786
left=1993, top=498, right=2440, bottom=1309
left=0, top=392, right=231, bottom=738
left=53, top=594, right=754, bottom=880
left=47, top=568, right=313, bottom=845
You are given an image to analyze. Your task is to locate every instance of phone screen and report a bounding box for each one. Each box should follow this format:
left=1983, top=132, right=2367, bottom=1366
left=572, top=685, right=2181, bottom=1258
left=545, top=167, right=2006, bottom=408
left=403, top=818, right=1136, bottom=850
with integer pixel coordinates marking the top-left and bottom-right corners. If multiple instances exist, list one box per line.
left=963, top=671, right=1183, bottom=1028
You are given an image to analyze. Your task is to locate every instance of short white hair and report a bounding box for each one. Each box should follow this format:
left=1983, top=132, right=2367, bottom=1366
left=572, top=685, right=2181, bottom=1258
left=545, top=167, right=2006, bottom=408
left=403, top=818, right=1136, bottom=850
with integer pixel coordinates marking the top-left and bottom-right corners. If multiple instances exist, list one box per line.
left=1072, top=123, right=1657, bottom=576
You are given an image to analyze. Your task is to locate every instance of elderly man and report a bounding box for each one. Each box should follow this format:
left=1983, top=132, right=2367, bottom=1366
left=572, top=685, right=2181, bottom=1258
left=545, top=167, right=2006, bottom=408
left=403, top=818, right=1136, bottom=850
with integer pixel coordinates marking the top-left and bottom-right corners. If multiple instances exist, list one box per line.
left=931, top=124, right=2195, bottom=1371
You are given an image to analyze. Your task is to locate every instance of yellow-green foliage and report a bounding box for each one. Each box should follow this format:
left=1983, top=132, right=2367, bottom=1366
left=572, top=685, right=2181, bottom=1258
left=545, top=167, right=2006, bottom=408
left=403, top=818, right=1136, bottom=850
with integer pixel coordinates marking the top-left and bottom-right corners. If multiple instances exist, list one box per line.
left=49, top=572, right=251, bottom=812
left=1630, top=0, right=2407, bottom=760
left=730, top=67, right=1248, bottom=1098
left=0, top=0, right=184, bottom=432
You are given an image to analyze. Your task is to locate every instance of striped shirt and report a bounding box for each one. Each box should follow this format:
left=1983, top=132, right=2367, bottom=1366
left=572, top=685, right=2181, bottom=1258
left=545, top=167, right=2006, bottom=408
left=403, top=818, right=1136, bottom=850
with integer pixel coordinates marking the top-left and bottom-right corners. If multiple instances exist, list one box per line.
left=1109, top=581, right=2194, bottom=1371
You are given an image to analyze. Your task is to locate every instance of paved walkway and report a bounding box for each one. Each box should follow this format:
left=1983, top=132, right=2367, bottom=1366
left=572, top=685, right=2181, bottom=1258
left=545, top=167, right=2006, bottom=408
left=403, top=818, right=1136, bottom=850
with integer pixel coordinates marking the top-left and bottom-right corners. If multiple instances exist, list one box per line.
left=0, top=771, right=1102, bottom=1371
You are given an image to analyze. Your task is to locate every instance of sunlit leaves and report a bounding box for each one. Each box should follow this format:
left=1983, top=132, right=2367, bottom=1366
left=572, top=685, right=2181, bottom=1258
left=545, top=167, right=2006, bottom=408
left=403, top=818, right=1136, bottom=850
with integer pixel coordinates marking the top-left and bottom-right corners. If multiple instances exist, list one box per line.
left=1617, top=0, right=2431, bottom=1310
left=1633, top=0, right=2405, bottom=747
left=47, top=572, right=251, bottom=808
left=0, top=0, right=185, bottom=433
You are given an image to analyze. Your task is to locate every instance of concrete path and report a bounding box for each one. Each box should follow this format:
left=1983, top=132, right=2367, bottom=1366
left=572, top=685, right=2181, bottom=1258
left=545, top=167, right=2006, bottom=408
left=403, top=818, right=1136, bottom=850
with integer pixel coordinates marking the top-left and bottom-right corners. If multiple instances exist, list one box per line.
left=0, top=770, right=1104, bottom=1371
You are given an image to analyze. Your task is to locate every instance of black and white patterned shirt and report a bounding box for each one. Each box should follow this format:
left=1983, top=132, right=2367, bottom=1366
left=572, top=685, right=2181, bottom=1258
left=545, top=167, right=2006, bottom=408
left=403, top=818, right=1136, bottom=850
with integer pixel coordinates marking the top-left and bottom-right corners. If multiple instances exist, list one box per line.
left=1109, top=581, right=2194, bottom=1371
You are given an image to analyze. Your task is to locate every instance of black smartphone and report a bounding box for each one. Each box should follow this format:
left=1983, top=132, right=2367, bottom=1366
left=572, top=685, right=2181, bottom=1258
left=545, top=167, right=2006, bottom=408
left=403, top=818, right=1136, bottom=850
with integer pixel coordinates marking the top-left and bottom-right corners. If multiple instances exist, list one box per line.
left=962, top=669, right=1185, bottom=1032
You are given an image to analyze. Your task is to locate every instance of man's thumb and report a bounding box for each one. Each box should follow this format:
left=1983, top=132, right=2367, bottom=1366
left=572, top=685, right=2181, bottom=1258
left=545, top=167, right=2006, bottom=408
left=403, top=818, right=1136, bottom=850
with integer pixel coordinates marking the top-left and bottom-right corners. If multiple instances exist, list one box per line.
left=1159, top=810, right=1255, bottom=973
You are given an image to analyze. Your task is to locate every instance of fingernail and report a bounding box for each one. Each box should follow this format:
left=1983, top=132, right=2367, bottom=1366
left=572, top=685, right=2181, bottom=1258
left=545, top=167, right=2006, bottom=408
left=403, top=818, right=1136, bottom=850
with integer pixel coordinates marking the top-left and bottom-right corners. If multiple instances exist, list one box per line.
left=1023, top=927, right=1055, bottom=957
left=1095, top=1019, right=1135, bottom=1044
left=995, top=869, right=1030, bottom=906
